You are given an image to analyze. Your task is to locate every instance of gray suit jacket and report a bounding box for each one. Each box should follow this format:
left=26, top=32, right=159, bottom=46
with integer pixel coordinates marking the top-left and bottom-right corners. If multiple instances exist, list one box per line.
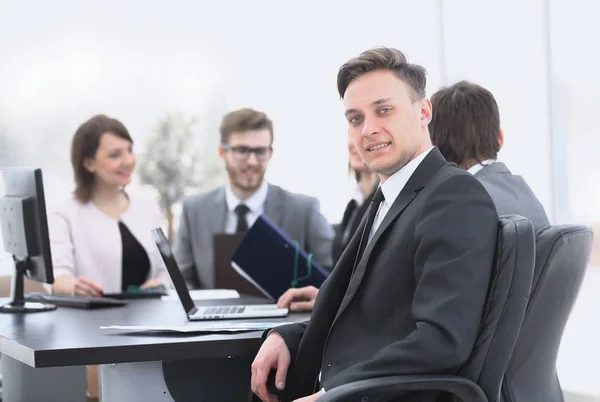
left=172, top=184, right=335, bottom=289
left=475, top=162, right=550, bottom=230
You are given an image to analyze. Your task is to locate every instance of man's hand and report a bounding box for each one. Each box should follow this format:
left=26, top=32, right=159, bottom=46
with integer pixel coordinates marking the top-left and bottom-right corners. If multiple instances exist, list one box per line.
left=251, top=332, right=291, bottom=402
left=293, top=389, right=325, bottom=402
left=277, top=286, right=319, bottom=312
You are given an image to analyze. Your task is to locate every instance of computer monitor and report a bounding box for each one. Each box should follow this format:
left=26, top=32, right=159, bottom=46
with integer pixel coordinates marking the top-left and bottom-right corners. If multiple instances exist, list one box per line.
left=0, top=168, right=56, bottom=313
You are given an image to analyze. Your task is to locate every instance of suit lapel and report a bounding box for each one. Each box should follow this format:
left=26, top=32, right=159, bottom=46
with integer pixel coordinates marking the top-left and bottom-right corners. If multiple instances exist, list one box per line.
left=264, top=184, right=284, bottom=226
left=300, top=223, right=361, bottom=371
left=333, top=189, right=420, bottom=321
left=340, top=200, right=357, bottom=232
left=347, top=190, right=374, bottom=241
left=311, top=219, right=364, bottom=325
left=332, top=148, right=447, bottom=322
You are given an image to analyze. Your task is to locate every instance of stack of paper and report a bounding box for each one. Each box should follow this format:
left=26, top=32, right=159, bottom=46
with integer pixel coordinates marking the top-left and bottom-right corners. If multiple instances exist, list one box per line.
left=100, top=321, right=286, bottom=334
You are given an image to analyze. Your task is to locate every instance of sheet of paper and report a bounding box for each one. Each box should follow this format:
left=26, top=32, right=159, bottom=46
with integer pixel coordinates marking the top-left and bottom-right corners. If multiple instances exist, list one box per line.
left=100, top=321, right=286, bottom=333
left=161, top=289, right=240, bottom=301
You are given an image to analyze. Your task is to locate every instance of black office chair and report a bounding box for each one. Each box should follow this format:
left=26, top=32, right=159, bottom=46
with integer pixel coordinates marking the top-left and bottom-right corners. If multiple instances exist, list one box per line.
left=501, top=224, right=593, bottom=402
left=318, top=215, right=536, bottom=402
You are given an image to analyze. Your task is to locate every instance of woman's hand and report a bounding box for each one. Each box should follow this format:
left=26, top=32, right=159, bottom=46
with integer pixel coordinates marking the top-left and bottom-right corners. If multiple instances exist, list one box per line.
left=140, top=278, right=163, bottom=289
left=73, top=277, right=104, bottom=297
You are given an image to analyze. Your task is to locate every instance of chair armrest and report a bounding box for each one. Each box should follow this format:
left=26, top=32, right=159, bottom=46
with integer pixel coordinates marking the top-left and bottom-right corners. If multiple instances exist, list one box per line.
left=317, top=375, right=488, bottom=402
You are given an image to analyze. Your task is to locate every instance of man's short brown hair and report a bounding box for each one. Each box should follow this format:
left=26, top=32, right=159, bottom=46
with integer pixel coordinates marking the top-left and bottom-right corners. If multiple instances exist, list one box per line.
left=337, top=47, right=427, bottom=100
left=429, top=81, right=501, bottom=168
left=220, top=108, right=273, bottom=145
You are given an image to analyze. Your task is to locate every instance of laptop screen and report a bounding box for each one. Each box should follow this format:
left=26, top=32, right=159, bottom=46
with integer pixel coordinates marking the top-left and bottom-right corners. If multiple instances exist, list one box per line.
left=151, top=228, right=196, bottom=315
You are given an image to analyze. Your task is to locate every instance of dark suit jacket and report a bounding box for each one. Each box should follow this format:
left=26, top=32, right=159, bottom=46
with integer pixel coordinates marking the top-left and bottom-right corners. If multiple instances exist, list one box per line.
left=331, top=185, right=377, bottom=264
left=273, top=148, right=499, bottom=401
left=475, top=162, right=550, bottom=231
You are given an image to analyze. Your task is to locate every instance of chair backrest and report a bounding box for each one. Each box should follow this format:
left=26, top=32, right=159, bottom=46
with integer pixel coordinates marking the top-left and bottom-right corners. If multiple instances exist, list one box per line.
left=458, top=215, right=536, bottom=402
left=502, top=224, right=593, bottom=402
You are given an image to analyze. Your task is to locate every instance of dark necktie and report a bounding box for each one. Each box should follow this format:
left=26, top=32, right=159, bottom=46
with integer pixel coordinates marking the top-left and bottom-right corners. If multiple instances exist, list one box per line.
left=234, top=204, right=250, bottom=233
left=352, top=187, right=385, bottom=275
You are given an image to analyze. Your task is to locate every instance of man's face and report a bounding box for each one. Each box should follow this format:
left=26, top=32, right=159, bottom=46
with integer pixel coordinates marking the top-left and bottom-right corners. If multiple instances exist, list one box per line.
left=343, top=70, right=432, bottom=181
left=219, top=129, right=272, bottom=194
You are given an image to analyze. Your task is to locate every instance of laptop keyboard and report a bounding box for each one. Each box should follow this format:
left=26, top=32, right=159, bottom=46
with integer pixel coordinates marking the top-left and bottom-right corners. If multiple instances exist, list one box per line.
left=203, top=306, right=246, bottom=315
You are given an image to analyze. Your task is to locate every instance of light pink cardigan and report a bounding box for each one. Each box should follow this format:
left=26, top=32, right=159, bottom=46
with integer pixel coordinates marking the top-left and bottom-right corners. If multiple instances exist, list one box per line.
left=49, top=190, right=169, bottom=293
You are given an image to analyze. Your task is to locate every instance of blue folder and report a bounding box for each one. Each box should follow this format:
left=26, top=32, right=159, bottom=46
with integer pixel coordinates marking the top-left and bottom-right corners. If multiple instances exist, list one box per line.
left=230, top=214, right=329, bottom=300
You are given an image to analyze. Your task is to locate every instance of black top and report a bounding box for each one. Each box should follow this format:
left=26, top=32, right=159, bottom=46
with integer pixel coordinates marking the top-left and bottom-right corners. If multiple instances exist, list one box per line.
left=331, top=185, right=378, bottom=264
left=119, top=221, right=150, bottom=290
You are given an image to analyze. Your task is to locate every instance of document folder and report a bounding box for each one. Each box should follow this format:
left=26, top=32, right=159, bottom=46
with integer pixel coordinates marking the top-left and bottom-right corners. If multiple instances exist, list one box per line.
left=230, top=214, right=329, bottom=300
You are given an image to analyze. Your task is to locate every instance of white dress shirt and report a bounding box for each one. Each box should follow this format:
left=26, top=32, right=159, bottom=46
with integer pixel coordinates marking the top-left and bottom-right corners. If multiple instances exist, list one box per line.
left=224, top=180, right=269, bottom=233
left=369, top=147, right=434, bottom=242
left=467, top=159, right=496, bottom=176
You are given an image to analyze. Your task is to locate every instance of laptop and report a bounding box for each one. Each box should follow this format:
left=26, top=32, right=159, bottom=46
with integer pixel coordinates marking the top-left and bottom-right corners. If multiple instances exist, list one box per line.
left=151, top=228, right=288, bottom=321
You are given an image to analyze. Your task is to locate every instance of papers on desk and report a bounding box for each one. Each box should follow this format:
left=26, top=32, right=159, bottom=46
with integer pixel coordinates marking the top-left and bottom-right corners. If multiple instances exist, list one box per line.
left=161, top=289, right=240, bottom=301
left=100, top=321, right=286, bottom=334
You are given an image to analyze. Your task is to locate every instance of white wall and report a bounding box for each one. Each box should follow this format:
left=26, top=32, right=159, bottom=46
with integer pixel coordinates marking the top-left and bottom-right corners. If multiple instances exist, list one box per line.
left=213, top=0, right=444, bottom=222
left=549, top=0, right=600, bottom=224
left=441, top=0, right=554, bottom=219
left=0, top=0, right=445, bottom=223
left=0, top=0, right=597, bottom=229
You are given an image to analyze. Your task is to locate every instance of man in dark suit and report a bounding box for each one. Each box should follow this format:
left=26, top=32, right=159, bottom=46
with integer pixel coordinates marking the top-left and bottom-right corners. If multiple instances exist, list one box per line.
left=173, top=108, right=334, bottom=289
left=429, top=80, right=550, bottom=230
left=250, top=48, right=499, bottom=402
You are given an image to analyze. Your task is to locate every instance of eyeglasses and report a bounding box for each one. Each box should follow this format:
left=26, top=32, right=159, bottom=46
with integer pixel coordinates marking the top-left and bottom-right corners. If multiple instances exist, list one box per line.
left=222, top=144, right=273, bottom=161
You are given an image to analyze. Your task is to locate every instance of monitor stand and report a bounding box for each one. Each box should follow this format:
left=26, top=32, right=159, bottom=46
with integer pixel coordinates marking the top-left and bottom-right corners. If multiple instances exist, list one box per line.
left=0, top=256, right=56, bottom=313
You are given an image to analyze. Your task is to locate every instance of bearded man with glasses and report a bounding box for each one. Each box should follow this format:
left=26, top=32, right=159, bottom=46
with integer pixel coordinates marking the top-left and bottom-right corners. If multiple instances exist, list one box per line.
left=172, top=108, right=334, bottom=290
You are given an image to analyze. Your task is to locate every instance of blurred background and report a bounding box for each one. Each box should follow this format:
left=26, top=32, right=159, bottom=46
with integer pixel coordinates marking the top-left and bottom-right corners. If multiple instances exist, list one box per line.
left=0, top=0, right=598, bottom=399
